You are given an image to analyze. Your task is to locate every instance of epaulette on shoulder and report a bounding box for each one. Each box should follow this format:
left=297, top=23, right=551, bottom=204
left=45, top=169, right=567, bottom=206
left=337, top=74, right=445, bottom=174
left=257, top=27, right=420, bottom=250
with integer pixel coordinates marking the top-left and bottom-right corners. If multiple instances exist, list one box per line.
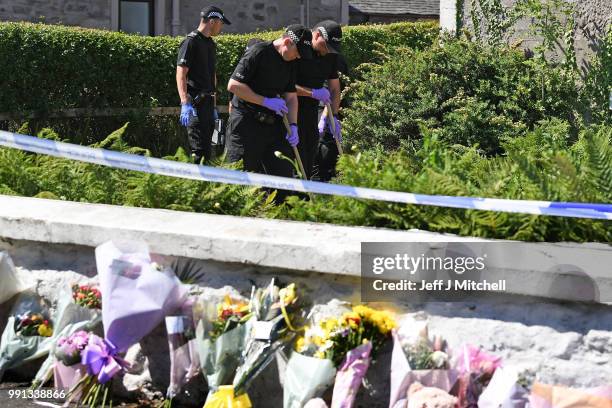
left=187, top=31, right=198, bottom=39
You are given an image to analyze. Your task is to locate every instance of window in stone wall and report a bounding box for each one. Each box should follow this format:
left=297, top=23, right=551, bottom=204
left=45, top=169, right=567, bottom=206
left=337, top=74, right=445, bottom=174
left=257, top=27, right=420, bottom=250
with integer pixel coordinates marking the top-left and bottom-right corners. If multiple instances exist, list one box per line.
left=119, top=0, right=154, bottom=36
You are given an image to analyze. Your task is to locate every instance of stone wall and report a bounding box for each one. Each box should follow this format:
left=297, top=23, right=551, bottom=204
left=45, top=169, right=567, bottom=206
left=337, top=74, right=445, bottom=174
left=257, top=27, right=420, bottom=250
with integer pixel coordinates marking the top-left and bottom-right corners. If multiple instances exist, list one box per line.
left=1, top=239, right=611, bottom=407
left=0, top=0, right=345, bottom=36
left=349, top=12, right=437, bottom=25
left=0, top=196, right=610, bottom=405
left=176, top=0, right=344, bottom=35
left=0, top=0, right=111, bottom=29
left=452, top=0, right=612, bottom=72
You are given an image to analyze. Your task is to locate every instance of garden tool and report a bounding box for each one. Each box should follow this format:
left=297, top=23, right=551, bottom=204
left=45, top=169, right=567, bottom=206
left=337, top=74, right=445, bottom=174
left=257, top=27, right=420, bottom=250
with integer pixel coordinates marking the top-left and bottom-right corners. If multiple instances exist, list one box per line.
left=325, top=103, right=343, bottom=155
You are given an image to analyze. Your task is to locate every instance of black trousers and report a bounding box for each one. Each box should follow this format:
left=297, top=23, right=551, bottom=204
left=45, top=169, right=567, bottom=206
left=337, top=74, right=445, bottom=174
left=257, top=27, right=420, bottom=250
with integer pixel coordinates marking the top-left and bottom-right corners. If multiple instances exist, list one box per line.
left=296, top=103, right=320, bottom=180
left=186, top=96, right=214, bottom=164
left=226, top=108, right=295, bottom=200
left=312, top=130, right=339, bottom=182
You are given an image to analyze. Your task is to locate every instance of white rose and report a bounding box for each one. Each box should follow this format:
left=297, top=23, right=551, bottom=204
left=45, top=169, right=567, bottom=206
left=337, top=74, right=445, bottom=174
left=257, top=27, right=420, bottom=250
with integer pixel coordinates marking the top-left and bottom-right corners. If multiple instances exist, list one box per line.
left=430, top=351, right=449, bottom=368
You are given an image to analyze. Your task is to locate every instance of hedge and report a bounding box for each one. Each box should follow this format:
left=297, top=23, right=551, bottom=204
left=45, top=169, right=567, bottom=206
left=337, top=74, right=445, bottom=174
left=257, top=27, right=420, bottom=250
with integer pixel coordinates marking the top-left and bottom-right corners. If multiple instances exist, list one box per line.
left=0, top=21, right=438, bottom=114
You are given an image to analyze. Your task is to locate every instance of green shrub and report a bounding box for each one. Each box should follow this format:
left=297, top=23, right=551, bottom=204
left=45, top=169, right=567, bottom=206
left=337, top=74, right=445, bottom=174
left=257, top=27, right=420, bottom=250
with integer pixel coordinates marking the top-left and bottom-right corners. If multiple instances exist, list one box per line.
left=342, top=38, right=582, bottom=155
left=278, top=120, right=611, bottom=242
left=0, top=21, right=437, bottom=110
left=584, top=28, right=612, bottom=125
left=0, top=120, right=609, bottom=242
left=0, top=21, right=436, bottom=154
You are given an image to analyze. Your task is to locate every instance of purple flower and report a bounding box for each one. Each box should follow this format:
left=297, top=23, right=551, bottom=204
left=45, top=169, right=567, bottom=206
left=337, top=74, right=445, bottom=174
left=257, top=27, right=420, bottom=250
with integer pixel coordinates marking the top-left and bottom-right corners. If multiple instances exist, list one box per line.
left=55, top=331, right=92, bottom=366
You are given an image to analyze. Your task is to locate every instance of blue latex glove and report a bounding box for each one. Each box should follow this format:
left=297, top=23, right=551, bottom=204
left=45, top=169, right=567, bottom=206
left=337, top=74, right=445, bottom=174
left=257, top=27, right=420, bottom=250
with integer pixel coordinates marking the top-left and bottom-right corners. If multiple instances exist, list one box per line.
left=318, top=115, right=342, bottom=142
left=262, top=97, right=289, bottom=116
left=180, top=103, right=196, bottom=127
left=311, top=87, right=331, bottom=104
left=286, top=124, right=299, bottom=147
left=213, top=108, right=219, bottom=121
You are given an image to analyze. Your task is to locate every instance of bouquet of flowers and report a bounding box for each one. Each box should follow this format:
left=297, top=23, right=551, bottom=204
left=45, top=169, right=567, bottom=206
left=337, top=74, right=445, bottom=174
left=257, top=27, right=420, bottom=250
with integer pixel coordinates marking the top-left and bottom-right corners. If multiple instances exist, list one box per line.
left=452, top=344, right=502, bottom=407
left=0, top=291, right=55, bottom=380
left=72, top=284, right=102, bottom=309
left=15, top=312, right=53, bottom=337
left=0, top=252, right=22, bottom=305
left=389, top=316, right=458, bottom=408
left=286, top=303, right=395, bottom=408
left=31, top=283, right=103, bottom=388
left=226, top=280, right=303, bottom=406
left=211, top=295, right=252, bottom=341
left=195, top=291, right=253, bottom=401
left=64, top=240, right=187, bottom=407
left=51, top=330, right=90, bottom=393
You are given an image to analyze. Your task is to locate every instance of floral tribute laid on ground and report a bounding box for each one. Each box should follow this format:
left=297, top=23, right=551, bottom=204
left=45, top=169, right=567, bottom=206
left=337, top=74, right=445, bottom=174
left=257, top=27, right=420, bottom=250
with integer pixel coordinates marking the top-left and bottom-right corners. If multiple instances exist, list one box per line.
left=1, top=242, right=610, bottom=407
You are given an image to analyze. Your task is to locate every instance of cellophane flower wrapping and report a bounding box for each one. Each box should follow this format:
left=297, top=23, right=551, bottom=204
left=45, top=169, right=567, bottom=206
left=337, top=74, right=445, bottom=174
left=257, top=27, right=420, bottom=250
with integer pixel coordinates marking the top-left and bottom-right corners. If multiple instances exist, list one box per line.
left=32, top=284, right=102, bottom=387
left=0, top=291, right=55, bottom=380
left=389, top=316, right=458, bottom=408
left=0, top=252, right=22, bottom=305
left=165, top=314, right=200, bottom=402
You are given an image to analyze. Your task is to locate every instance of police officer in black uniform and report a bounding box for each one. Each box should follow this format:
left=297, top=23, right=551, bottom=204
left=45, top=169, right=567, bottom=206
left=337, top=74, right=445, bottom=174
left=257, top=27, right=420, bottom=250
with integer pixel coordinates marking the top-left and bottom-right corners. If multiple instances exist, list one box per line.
left=176, top=6, right=230, bottom=164
left=294, top=20, right=344, bottom=180
left=226, top=25, right=313, bottom=197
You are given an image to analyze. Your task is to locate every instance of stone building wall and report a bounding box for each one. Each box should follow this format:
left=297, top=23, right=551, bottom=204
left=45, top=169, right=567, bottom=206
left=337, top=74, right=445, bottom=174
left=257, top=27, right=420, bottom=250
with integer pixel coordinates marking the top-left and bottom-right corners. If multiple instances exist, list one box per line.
left=0, top=0, right=346, bottom=36
left=0, top=0, right=111, bottom=29
left=176, top=0, right=344, bottom=35
left=440, top=0, right=611, bottom=72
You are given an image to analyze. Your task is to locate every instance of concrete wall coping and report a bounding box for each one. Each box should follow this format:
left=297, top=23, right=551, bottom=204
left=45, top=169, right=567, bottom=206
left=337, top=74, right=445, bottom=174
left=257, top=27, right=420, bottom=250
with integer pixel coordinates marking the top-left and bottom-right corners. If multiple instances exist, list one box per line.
left=0, top=195, right=610, bottom=303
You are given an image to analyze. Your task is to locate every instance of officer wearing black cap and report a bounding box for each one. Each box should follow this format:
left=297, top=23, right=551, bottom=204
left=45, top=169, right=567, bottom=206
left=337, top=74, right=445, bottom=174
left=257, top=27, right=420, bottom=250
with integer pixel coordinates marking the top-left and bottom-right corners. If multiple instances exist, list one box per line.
left=226, top=24, right=313, bottom=199
left=294, top=20, right=344, bottom=180
left=176, top=6, right=230, bottom=164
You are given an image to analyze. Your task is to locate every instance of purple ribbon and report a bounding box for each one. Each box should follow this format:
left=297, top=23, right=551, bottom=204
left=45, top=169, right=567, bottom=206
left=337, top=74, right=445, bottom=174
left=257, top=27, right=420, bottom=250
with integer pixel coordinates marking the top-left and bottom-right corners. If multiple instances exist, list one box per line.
left=81, top=335, right=127, bottom=384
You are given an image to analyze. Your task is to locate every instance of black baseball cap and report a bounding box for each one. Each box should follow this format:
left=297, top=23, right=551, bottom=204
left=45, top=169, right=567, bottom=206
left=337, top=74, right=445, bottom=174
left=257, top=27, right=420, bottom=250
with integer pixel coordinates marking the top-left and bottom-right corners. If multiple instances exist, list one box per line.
left=285, top=24, right=313, bottom=60
left=313, top=20, right=342, bottom=54
left=200, top=6, right=231, bottom=25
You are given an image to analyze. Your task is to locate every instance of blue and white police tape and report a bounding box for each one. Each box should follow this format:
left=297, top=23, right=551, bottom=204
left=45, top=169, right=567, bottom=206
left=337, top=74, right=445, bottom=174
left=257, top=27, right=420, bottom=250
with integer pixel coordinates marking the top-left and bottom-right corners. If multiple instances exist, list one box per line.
left=0, top=130, right=611, bottom=220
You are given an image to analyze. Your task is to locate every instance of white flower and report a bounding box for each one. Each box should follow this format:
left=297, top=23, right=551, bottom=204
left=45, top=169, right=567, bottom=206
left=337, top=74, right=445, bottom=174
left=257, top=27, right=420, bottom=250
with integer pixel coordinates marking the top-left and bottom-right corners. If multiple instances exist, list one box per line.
left=320, top=339, right=334, bottom=352
left=274, top=151, right=282, bottom=158
left=304, top=325, right=326, bottom=341
left=430, top=350, right=449, bottom=368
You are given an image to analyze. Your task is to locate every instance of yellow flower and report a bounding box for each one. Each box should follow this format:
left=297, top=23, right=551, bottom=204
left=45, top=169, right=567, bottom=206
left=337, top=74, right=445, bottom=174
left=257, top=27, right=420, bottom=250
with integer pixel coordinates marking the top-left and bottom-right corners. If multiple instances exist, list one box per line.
left=295, top=336, right=305, bottom=352
left=38, top=324, right=53, bottom=337
left=314, top=351, right=325, bottom=359
left=353, top=305, right=373, bottom=320
left=313, top=336, right=325, bottom=347
left=279, top=283, right=297, bottom=306
left=322, top=317, right=338, bottom=333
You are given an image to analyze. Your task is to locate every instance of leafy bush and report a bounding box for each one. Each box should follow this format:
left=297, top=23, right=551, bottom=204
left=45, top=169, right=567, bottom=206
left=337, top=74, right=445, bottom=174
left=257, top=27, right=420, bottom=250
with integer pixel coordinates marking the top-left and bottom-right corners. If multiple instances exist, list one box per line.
left=278, top=119, right=611, bottom=242
left=0, top=21, right=436, bottom=154
left=0, top=120, right=609, bottom=242
left=0, top=21, right=437, bottom=112
left=584, top=28, right=612, bottom=125
left=0, top=124, right=276, bottom=217
left=342, top=38, right=582, bottom=155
